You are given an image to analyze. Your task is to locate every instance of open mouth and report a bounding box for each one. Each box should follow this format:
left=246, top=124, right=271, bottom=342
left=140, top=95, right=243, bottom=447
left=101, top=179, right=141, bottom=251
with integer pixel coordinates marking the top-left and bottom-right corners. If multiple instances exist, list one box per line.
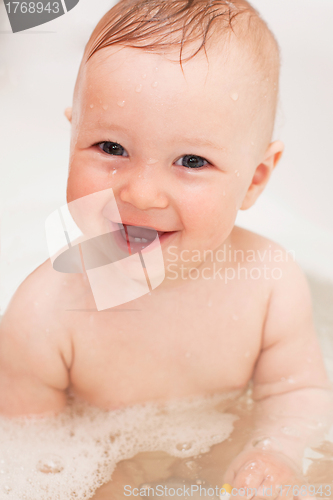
left=119, top=224, right=161, bottom=245
left=109, top=222, right=175, bottom=254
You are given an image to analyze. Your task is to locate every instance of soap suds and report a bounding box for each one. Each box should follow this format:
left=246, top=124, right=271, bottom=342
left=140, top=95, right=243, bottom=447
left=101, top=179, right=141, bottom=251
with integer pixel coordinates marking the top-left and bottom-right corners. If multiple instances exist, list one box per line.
left=0, top=391, right=239, bottom=499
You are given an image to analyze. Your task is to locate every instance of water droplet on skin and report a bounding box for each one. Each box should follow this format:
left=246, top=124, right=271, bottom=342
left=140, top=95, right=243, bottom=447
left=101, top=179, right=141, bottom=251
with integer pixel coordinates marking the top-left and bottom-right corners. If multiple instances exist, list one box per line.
left=231, top=92, right=239, bottom=101
left=152, top=81, right=158, bottom=88
left=102, top=104, right=108, bottom=110
left=117, top=100, right=125, bottom=107
left=89, top=104, right=94, bottom=109
left=176, top=442, right=192, bottom=451
left=135, top=84, right=142, bottom=93
left=37, top=455, right=64, bottom=474
left=112, top=169, right=117, bottom=175
left=234, top=170, right=240, bottom=177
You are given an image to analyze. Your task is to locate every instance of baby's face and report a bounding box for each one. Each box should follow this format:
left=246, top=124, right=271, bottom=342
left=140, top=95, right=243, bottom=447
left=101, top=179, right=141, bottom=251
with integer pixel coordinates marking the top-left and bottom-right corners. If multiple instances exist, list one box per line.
left=67, top=41, right=279, bottom=275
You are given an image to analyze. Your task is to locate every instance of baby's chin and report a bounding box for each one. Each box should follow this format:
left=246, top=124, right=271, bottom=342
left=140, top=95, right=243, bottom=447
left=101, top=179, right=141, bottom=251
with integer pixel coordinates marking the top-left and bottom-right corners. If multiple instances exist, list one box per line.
left=84, top=246, right=165, bottom=311
left=113, top=256, right=164, bottom=283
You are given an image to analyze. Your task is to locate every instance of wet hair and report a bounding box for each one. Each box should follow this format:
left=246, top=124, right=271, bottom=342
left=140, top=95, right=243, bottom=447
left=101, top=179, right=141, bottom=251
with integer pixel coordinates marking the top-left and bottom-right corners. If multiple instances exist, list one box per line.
left=84, top=0, right=280, bottom=72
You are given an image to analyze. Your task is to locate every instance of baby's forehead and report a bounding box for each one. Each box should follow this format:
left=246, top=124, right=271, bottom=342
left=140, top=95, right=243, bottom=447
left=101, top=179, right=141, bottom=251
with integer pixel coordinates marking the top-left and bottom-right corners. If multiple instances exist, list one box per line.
left=79, top=42, right=258, bottom=115
left=83, top=33, right=259, bottom=85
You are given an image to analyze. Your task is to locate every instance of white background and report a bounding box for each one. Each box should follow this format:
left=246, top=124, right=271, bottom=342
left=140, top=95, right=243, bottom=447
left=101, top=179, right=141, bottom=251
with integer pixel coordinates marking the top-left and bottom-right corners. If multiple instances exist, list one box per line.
left=0, top=0, right=333, bottom=310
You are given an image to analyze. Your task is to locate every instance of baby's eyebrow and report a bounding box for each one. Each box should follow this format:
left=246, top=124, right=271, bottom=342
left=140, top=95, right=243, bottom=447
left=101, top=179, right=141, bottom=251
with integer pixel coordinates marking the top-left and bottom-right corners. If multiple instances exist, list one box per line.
left=86, top=121, right=227, bottom=152
left=85, top=122, right=128, bottom=134
left=178, top=136, right=227, bottom=152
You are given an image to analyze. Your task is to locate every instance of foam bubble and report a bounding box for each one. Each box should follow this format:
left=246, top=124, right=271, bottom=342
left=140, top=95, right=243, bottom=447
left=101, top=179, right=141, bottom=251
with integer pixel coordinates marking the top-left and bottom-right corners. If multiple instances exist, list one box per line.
left=0, top=391, right=240, bottom=499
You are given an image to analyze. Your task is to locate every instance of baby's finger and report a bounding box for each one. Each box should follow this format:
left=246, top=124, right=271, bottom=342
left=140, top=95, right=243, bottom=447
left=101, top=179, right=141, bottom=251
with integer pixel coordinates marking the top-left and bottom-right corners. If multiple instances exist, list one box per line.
left=230, top=470, right=266, bottom=500
left=256, top=478, right=281, bottom=500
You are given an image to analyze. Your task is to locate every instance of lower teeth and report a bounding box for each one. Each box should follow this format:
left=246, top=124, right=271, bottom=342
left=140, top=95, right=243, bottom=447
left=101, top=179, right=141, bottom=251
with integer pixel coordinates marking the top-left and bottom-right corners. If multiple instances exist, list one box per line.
left=134, top=237, right=148, bottom=243
left=118, top=224, right=160, bottom=244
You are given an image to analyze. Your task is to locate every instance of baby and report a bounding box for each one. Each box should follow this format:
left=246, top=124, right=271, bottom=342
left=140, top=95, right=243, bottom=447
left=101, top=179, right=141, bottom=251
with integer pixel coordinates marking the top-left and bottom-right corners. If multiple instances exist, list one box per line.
left=0, top=0, right=332, bottom=496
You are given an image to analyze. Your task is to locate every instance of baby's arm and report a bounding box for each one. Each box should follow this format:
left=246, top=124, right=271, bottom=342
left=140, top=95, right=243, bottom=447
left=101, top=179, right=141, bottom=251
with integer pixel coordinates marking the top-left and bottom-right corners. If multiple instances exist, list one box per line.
left=224, top=259, right=333, bottom=496
left=0, top=265, right=72, bottom=416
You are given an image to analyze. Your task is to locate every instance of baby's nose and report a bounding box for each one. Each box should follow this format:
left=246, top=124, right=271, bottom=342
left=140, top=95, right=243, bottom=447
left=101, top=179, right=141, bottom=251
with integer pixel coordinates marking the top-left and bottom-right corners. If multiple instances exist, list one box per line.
left=118, top=162, right=169, bottom=211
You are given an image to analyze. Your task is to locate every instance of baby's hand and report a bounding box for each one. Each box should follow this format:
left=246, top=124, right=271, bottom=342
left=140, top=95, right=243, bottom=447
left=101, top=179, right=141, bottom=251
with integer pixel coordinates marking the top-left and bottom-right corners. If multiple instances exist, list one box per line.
left=223, top=449, right=314, bottom=500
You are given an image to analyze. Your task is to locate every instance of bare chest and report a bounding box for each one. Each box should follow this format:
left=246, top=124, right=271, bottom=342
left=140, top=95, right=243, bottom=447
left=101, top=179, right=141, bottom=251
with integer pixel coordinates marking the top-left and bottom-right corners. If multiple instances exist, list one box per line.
left=68, top=280, right=267, bottom=408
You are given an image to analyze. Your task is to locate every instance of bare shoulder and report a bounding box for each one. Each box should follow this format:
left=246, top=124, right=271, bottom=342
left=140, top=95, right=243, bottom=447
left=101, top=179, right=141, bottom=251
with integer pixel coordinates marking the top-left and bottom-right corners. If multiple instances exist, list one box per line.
left=230, top=227, right=314, bottom=347
left=232, top=224, right=309, bottom=290
left=0, top=259, right=89, bottom=388
left=231, top=225, right=295, bottom=263
left=242, top=231, right=331, bottom=398
left=3, top=258, right=91, bottom=322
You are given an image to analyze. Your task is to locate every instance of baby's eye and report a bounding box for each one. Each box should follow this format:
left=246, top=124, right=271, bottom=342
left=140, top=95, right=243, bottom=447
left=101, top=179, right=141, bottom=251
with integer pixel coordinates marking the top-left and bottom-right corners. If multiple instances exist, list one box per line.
left=175, top=155, right=208, bottom=169
left=98, top=142, right=128, bottom=157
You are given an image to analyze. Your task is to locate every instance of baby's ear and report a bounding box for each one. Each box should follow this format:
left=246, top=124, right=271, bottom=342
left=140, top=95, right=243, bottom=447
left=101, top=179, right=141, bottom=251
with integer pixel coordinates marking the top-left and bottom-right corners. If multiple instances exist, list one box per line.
left=64, top=107, right=72, bottom=123
left=240, top=140, right=284, bottom=211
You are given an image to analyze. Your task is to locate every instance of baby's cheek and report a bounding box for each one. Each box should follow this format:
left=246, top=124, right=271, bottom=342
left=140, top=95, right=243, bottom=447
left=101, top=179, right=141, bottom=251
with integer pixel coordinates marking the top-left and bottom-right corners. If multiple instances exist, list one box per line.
left=190, top=185, right=236, bottom=223
left=181, top=189, right=236, bottom=244
left=66, top=162, right=115, bottom=236
left=67, top=161, right=108, bottom=204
